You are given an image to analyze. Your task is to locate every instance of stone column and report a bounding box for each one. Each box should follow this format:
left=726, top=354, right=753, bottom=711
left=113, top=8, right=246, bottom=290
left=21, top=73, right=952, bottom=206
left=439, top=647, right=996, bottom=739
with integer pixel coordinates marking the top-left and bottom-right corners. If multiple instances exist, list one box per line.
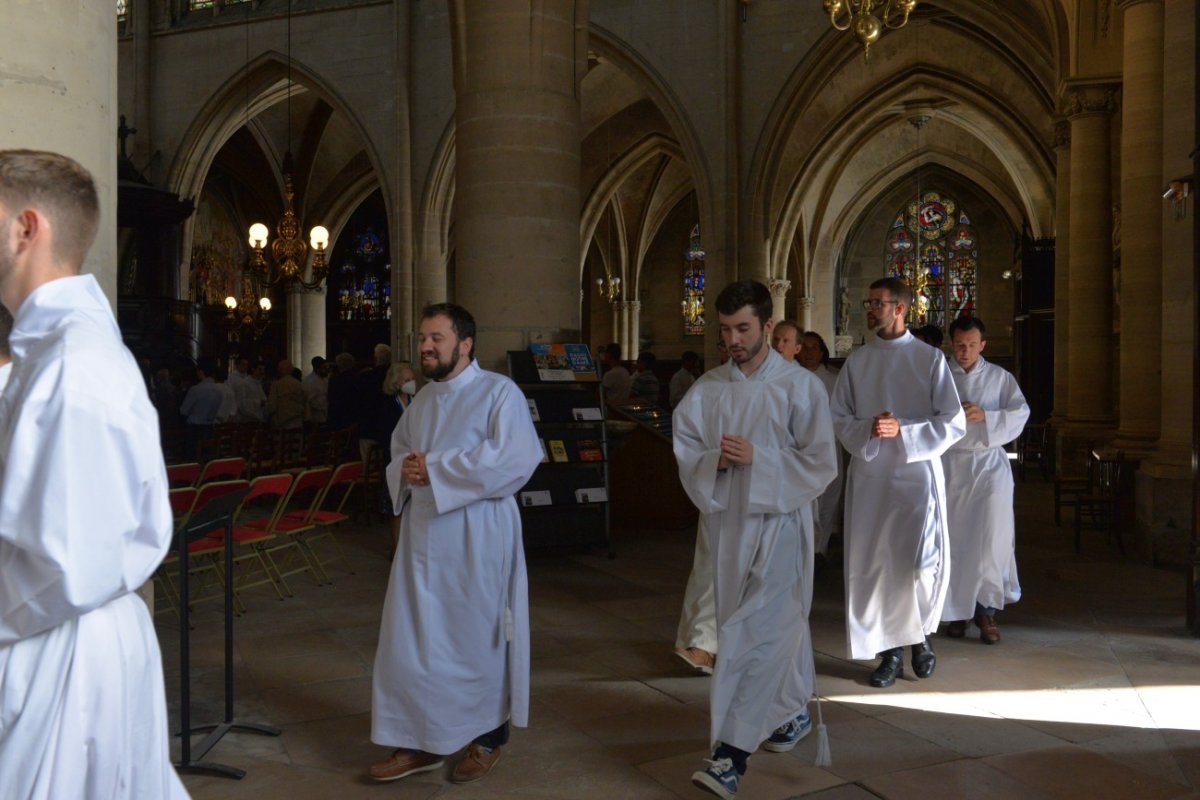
left=1115, top=0, right=1165, bottom=448
left=611, top=301, right=620, bottom=353
left=615, top=300, right=630, bottom=360
left=797, top=296, right=815, bottom=332
left=0, top=0, right=117, bottom=302
left=628, top=300, right=642, bottom=356
left=1063, top=84, right=1120, bottom=430
left=1051, top=121, right=1071, bottom=423
left=290, top=286, right=328, bottom=364
left=449, top=0, right=586, bottom=369
left=768, top=279, right=790, bottom=323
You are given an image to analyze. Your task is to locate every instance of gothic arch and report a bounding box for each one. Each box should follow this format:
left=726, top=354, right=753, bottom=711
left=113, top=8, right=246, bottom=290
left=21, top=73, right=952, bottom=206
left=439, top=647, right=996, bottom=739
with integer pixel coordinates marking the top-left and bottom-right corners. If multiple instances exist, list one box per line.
left=167, top=50, right=389, bottom=289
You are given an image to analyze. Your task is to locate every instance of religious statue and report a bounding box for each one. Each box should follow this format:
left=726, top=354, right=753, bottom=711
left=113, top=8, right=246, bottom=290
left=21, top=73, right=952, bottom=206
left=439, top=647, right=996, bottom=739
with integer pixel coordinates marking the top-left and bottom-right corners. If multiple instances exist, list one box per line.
left=838, top=286, right=850, bottom=335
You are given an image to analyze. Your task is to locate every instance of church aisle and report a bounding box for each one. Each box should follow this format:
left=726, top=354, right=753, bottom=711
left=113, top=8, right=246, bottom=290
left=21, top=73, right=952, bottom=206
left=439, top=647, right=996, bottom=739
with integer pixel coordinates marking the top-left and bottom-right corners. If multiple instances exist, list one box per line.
left=160, top=479, right=1200, bottom=799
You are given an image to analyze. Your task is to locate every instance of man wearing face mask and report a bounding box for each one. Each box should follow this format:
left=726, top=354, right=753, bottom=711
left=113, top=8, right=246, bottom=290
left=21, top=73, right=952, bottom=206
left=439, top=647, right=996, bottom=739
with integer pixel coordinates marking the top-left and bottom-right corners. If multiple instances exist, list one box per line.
left=369, top=303, right=542, bottom=787
left=830, top=277, right=965, bottom=689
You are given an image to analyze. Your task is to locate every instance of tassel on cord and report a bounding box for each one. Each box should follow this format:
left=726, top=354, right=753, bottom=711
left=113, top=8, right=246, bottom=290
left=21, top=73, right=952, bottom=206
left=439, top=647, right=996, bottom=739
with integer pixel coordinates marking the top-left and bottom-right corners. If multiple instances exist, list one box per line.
left=813, top=689, right=833, bottom=768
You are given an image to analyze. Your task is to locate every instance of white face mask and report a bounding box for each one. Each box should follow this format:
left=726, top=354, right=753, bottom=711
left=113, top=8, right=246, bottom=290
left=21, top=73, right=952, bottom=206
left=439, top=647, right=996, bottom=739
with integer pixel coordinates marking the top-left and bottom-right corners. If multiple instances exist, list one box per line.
left=401, top=379, right=417, bottom=396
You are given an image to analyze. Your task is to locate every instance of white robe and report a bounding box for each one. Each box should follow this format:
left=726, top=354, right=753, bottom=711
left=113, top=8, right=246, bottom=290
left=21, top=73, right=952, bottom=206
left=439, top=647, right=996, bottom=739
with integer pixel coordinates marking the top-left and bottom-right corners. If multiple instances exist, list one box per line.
left=0, top=275, right=187, bottom=799
left=941, top=357, right=1029, bottom=621
left=831, top=330, right=965, bottom=660
left=374, top=360, right=542, bottom=754
left=674, top=514, right=717, bottom=653
left=808, top=363, right=844, bottom=555
left=673, top=349, right=837, bottom=752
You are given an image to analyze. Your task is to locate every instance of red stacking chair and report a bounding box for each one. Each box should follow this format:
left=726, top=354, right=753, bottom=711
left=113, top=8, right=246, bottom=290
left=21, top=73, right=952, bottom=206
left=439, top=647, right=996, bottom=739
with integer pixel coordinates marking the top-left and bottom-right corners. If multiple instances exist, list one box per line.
left=293, top=460, right=362, bottom=583
left=207, top=473, right=294, bottom=608
left=197, top=456, right=247, bottom=485
left=166, top=462, right=202, bottom=488
left=255, top=467, right=331, bottom=591
left=156, top=481, right=249, bottom=619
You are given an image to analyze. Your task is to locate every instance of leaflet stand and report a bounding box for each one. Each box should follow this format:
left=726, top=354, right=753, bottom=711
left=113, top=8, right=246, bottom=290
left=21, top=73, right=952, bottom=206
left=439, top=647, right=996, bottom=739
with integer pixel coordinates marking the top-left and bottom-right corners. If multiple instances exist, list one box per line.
left=175, top=487, right=280, bottom=779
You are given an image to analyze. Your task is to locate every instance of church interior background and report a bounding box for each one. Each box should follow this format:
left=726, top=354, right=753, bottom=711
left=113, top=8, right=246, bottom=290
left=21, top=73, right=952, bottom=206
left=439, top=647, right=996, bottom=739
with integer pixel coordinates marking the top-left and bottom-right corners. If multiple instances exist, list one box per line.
left=2, top=2, right=1199, bottom=793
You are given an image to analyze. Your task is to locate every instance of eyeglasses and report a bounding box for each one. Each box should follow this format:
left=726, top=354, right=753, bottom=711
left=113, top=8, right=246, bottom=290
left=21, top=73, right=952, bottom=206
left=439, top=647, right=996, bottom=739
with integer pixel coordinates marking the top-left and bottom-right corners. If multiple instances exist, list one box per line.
left=862, top=299, right=899, bottom=311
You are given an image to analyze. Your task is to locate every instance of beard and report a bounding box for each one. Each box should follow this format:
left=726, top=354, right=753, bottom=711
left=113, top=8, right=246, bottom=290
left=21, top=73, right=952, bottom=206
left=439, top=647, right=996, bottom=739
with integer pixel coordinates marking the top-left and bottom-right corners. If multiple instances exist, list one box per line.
left=731, top=331, right=766, bottom=365
left=421, top=345, right=462, bottom=381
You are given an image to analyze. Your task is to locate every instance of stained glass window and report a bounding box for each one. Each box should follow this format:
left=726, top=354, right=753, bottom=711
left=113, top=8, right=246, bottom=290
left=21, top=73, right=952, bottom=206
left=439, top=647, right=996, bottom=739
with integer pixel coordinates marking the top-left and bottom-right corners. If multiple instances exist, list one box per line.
left=884, top=191, right=978, bottom=334
left=682, top=224, right=706, bottom=335
left=117, top=0, right=128, bottom=21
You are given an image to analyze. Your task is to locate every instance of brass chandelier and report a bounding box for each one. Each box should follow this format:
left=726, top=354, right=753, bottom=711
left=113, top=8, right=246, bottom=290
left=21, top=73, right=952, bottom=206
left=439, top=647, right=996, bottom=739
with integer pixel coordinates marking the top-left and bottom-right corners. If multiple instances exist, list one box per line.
left=247, top=170, right=329, bottom=290
left=225, top=274, right=272, bottom=339
left=823, top=0, right=917, bottom=59
left=246, top=0, right=329, bottom=291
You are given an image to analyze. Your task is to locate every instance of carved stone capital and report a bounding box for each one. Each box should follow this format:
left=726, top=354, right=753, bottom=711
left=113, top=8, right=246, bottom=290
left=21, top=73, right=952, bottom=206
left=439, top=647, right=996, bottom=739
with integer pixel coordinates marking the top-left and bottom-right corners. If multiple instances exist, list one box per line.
left=797, top=296, right=816, bottom=309
left=1053, top=120, right=1071, bottom=149
left=767, top=278, right=791, bottom=299
left=1061, top=84, right=1121, bottom=119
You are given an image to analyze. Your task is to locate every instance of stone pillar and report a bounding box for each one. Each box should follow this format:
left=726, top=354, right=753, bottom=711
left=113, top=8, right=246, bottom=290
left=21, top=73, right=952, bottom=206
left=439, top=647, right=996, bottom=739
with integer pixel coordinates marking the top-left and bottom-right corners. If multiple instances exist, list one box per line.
left=610, top=302, right=620, bottom=353
left=288, top=287, right=326, bottom=362
left=1063, top=84, right=1120, bottom=430
left=0, top=0, right=117, bottom=302
left=615, top=301, right=630, bottom=360
left=1116, top=0, right=1165, bottom=448
left=797, top=296, right=815, bottom=332
left=628, top=300, right=642, bottom=356
left=767, top=278, right=790, bottom=323
left=449, top=0, right=586, bottom=369
left=1138, top=0, right=1194, bottom=567
left=1051, top=121, right=1071, bottom=423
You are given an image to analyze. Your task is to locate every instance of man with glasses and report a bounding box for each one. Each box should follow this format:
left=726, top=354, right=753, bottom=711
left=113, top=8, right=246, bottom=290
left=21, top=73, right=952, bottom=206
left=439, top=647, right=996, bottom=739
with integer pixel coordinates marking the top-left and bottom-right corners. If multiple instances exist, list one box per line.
left=830, top=278, right=965, bottom=689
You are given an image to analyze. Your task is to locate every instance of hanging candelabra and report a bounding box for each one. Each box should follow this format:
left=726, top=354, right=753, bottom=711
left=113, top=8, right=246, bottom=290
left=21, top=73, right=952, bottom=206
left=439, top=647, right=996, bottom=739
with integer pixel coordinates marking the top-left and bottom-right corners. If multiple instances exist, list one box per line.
left=822, top=0, right=917, bottom=59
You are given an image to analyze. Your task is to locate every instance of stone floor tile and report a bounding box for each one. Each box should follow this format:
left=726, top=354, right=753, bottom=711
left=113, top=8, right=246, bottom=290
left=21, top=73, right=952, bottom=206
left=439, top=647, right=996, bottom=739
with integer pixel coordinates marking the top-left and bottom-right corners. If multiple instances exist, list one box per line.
left=983, top=745, right=1194, bottom=800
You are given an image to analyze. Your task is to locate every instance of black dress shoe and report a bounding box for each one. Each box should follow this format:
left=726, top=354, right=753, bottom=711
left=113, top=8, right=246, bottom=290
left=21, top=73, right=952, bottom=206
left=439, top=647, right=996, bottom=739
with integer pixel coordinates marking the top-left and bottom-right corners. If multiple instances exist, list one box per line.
left=869, top=648, right=904, bottom=688
left=911, top=638, right=936, bottom=679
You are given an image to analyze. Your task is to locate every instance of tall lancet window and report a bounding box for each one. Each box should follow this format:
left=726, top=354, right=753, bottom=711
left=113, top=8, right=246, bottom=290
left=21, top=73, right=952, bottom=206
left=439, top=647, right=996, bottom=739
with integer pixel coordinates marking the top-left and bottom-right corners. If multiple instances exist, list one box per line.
left=884, top=191, right=978, bottom=334
left=682, top=224, right=706, bottom=335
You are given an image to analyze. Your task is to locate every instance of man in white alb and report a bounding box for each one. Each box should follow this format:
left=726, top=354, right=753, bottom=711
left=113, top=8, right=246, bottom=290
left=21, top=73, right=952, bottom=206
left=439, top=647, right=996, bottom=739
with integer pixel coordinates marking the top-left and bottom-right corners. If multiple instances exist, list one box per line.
left=940, top=317, right=1029, bottom=644
left=0, top=149, right=188, bottom=798
left=675, top=280, right=837, bottom=799
left=798, top=331, right=843, bottom=561
left=369, top=303, right=542, bottom=786
left=831, top=277, right=965, bottom=689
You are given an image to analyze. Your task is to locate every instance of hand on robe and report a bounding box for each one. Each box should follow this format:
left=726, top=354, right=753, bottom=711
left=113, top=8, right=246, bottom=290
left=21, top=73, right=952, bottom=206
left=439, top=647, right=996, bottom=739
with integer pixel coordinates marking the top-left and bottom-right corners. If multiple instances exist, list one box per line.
left=872, top=411, right=900, bottom=438
left=402, top=451, right=429, bottom=485
left=720, top=434, right=753, bottom=466
left=962, top=402, right=986, bottom=423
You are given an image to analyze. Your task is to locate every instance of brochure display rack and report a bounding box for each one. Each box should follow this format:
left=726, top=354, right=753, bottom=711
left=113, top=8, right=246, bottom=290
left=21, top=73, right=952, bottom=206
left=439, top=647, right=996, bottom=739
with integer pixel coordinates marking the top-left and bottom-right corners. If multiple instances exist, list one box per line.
left=507, top=348, right=611, bottom=553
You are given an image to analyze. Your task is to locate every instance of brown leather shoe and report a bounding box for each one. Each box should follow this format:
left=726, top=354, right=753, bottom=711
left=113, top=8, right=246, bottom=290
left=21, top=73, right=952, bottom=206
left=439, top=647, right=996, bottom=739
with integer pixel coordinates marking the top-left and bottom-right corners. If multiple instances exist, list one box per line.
left=945, top=620, right=967, bottom=638
left=975, top=613, right=1000, bottom=644
left=368, top=748, right=444, bottom=782
left=451, top=743, right=502, bottom=784
left=672, top=647, right=715, bottom=675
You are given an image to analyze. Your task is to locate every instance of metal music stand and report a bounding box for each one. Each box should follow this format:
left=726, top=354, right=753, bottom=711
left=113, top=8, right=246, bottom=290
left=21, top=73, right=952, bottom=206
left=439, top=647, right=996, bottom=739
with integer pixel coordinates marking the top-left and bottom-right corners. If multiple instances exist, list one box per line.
left=175, top=485, right=280, bottom=779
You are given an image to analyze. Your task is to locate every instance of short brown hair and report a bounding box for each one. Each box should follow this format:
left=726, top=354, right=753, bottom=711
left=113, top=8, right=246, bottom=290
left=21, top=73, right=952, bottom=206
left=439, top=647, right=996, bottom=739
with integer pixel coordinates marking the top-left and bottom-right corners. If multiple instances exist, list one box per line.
left=869, top=276, right=913, bottom=307
left=0, top=150, right=99, bottom=268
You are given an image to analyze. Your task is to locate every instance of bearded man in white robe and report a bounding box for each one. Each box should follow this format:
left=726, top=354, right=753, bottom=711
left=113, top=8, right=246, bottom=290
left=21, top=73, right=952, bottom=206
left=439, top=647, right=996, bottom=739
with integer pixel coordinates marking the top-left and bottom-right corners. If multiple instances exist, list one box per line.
left=369, top=303, right=542, bottom=786
left=675, top=281, right=837, bottom=800
left=0, top=150, right=188, bottom=799
left=831, top=277, right=965, bottom=689
left=941, top=317, right=1029, bottom=644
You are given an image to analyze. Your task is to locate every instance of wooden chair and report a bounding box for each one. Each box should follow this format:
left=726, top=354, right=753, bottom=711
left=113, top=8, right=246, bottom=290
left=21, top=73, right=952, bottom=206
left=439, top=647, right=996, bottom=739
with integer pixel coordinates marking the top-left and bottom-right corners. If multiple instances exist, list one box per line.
left=1075, top=450, right=1127, bottom=555
left=1053, top=440, right=1094, bottom=527
left=1016, top=422, right=1051, bottom=482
